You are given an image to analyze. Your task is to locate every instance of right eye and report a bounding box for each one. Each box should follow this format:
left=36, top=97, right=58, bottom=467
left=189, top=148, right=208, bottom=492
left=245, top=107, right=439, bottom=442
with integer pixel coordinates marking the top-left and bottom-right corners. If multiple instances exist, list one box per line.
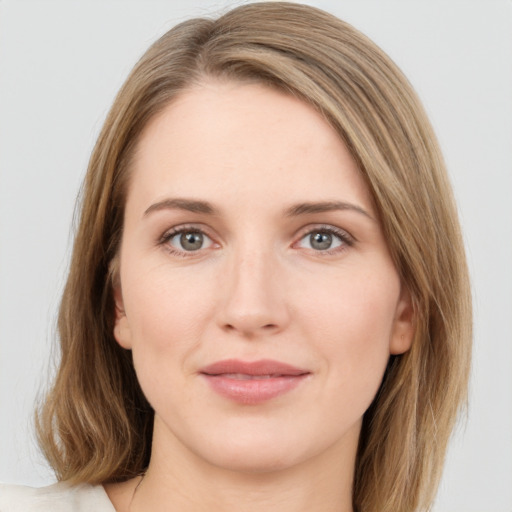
left=163, top=229, right=214, bottom=253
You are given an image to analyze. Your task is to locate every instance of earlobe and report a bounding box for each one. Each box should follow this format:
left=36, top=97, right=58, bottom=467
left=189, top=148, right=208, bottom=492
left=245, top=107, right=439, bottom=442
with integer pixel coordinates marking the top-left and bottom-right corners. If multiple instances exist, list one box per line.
left=113, top=285, right=133, bottom=350
left=389, top=286, right=415, bottom=355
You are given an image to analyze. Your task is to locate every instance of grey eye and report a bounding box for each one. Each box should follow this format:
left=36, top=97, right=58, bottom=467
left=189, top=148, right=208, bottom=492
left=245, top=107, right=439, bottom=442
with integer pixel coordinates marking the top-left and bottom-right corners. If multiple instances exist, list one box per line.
left=298, top=230, right=344, bottom=251
left=169, top=231, right=212, bottom=251
left=310, top=232, right=333, bottom=250
left=180, top=232, right=203, bottom=251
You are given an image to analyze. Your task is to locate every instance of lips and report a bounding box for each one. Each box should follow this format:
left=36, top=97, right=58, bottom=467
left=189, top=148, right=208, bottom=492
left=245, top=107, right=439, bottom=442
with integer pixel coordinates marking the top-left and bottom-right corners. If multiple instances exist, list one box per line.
left=200, top=359, right=310, bottom=405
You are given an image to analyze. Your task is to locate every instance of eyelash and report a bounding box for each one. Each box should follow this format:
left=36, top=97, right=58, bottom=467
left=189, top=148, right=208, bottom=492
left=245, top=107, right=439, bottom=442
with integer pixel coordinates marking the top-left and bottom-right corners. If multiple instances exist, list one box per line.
left=295, top=224, right=355, bottom=256
left=158, top=225, right=215, bottom=258
left=158, top=224, right=355, bottom=257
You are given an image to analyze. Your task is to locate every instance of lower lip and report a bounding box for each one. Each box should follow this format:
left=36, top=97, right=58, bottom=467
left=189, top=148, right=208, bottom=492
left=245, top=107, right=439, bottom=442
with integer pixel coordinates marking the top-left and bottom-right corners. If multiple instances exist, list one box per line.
left=201, top=374, right=308, bottom=405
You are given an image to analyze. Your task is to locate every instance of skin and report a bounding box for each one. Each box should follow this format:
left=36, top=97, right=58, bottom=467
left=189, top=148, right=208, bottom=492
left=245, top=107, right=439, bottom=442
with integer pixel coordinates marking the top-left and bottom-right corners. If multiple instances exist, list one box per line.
left=107, top=80, right=414, bottom=512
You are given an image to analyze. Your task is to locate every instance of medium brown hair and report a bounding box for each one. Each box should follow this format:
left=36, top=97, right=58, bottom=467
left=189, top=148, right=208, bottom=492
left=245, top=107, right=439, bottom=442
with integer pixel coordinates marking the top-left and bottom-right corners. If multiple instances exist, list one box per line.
left=37, top=3, right=472, bottom=511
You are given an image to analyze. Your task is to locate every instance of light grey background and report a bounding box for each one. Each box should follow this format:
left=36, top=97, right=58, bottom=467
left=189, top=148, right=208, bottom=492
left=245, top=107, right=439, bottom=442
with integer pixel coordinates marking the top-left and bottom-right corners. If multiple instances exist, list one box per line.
left=1, top=1, right=511, bottom=511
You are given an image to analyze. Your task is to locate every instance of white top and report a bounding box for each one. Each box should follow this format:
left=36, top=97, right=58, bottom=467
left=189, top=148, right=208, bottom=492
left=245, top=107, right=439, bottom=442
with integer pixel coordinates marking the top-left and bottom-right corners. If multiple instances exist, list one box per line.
left=0, top=481, right=116, bottom=511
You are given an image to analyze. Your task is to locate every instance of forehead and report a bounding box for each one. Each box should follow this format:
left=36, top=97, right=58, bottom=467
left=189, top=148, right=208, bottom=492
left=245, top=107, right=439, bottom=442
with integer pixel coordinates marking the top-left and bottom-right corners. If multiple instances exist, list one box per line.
left=127, top=80, right=374, bottom=216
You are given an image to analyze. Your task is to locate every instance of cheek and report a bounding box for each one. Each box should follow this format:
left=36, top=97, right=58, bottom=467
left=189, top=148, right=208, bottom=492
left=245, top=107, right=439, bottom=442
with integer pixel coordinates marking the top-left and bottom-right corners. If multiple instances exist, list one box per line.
left=121, top=267, right=215, bottom=408
left=120, top=262, right=218, bottom=380
left=303, top=264, right=399, bottom=330
left=301, top=268, right=399, bottom=381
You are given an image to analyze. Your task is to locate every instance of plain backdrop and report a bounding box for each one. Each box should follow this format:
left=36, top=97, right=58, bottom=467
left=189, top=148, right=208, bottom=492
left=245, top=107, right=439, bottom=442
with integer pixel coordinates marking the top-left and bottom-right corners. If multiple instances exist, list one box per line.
left=1, top=1, right=511, bottom=511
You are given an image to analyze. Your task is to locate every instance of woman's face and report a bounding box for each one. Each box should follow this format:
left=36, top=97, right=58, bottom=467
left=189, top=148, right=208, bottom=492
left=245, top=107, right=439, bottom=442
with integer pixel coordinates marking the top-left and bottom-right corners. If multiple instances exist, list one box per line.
left=114, top=80, right=413, bottom=474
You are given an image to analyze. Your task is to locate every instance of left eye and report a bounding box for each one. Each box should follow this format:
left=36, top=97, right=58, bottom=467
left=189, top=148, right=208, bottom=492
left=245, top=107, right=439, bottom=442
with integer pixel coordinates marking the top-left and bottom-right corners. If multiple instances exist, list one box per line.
left=168, top=230, right=213, bottom=252
left=297, top=230, right=344, bottom=251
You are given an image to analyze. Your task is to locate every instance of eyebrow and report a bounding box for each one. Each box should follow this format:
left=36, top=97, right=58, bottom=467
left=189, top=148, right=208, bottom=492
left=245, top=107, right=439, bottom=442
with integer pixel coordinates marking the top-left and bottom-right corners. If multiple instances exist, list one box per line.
left=144, top=198, right=218, bottom=217
left=143, top=198, right=374, bottom=221
left=285, top=201, right=374, bottom=221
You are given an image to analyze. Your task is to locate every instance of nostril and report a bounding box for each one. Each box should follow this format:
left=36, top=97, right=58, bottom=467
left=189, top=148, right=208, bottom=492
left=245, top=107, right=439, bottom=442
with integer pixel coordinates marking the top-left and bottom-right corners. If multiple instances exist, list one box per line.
left=222, top=322, right=279, bottom=336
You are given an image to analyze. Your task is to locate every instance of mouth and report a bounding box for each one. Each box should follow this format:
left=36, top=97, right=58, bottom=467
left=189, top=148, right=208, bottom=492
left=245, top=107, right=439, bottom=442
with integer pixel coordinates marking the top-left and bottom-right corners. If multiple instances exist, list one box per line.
left=199, top=359, right=310, bottom=405
left=213, top=373, right=290, bottom=380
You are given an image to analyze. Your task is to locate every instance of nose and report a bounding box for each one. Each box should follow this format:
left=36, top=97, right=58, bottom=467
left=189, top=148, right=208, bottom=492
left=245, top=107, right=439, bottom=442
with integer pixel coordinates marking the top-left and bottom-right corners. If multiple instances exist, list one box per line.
left=216, top=247, right=290, bottom=338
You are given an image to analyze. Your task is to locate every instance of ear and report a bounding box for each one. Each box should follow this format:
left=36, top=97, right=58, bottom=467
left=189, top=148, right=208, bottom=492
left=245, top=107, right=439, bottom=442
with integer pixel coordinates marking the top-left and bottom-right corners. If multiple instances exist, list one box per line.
left=389, top=285, right=415, bottom=355
left=113, top=283, right=133, bottom=350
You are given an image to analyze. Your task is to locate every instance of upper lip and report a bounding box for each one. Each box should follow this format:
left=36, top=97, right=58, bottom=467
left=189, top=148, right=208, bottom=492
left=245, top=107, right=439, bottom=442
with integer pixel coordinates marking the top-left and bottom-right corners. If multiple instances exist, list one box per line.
left=200, top=359, right=309, bottom=377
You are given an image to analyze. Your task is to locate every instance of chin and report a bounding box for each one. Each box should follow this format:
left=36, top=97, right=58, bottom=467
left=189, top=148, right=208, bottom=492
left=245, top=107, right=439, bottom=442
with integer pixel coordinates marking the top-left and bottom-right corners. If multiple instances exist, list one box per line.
left=204, top=443, right=301, bottom=475
left=187, top=420, right=349, bottom=476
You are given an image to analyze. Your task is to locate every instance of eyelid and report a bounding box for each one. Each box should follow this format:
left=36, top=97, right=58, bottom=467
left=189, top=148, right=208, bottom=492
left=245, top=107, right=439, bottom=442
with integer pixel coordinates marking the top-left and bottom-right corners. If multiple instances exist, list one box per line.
left=158, top=223, right=220, bottom=256
left=157, top=222, right=355, bottom=257
left=293, top=224, right=355, bottom=252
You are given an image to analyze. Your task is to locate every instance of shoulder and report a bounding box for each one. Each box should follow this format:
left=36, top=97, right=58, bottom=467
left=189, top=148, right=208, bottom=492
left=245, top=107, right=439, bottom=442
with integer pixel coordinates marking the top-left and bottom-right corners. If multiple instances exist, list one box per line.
left=0, top=481, right=116, bottom=512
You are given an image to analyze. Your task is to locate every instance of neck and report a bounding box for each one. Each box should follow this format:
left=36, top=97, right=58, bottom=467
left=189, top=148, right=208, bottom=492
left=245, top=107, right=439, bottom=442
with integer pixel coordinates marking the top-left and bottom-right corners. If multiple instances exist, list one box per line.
left=126, top=418, right=358, bottom=512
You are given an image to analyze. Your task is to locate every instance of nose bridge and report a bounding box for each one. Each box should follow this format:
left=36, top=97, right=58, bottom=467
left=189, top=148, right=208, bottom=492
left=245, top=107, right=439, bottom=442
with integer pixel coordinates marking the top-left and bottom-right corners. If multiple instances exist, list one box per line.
left=233, top=245, right=273, bottom=301
left=218, top=238, right=288, bottom=335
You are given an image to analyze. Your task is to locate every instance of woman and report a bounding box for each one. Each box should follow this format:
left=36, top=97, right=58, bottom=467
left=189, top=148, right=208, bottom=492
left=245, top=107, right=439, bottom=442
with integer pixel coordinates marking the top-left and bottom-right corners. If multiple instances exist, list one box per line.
left=0, top=2, right=471, bottom=511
